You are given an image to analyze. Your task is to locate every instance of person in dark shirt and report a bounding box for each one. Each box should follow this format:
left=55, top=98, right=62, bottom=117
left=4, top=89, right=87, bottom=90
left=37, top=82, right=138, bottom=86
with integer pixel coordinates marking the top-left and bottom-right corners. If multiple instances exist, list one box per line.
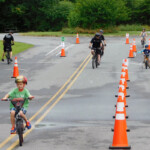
left=2, top=30, right=14, bottom=62
left=99, top=29, right=106, bottom=57
left=89, top=33, right=102, bottom=65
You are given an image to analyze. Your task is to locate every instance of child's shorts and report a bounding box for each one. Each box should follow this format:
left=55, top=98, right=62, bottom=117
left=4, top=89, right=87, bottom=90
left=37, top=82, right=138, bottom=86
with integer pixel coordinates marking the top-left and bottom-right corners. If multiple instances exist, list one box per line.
left=10, top=108, right=27, bottom=114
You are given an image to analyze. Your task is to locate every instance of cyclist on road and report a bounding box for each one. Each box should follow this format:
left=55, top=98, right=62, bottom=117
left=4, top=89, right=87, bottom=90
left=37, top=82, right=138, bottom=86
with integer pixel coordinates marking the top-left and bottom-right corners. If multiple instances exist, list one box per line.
left=140, top=28, right=147, bottom=44
left=2, top=75, right=34, bottom=134
left=2, top=30, right=14, bottom=62
left=89, top=33, right=102, bottom=65
left=99, top=29, right=106, bottom=57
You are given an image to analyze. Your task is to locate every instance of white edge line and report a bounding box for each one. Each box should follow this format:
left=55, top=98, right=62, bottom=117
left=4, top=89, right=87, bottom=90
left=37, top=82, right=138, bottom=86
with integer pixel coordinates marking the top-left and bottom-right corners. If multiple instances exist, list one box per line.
left=45, top=45, right=62, bottom=56
left=56, top=44, right=74, bottom=56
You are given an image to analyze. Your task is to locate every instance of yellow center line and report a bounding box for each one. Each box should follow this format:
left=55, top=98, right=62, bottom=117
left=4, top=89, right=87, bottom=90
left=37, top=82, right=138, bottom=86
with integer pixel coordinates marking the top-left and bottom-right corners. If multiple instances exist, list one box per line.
left=0, top=53, right=91, bottom=149
left=7, top=55, right=92, bottom=150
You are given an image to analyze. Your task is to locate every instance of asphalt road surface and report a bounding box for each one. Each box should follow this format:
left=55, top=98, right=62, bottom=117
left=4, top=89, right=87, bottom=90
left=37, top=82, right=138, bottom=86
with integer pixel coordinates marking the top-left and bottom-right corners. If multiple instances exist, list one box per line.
left=0, top=34, right=150, bottom=150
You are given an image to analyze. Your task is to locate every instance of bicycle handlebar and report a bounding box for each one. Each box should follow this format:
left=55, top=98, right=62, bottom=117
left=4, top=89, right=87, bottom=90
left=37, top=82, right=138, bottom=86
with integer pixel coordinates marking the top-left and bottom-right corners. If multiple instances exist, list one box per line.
left=1, top=96, right=34, bottom=101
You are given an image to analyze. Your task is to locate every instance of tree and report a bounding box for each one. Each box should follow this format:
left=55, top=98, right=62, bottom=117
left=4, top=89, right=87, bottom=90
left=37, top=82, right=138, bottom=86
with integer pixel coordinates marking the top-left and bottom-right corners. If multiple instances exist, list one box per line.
left=68, top=0, right=129, bottom=29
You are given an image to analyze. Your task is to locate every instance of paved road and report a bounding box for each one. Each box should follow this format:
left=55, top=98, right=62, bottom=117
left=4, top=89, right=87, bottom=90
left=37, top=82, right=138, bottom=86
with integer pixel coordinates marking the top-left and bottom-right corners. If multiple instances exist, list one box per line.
left=0, top=34, right=150, bottom=150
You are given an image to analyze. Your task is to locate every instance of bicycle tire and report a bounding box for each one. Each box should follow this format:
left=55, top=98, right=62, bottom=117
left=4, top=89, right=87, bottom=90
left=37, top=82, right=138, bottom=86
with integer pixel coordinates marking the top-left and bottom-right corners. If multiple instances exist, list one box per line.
left=17, top=120, right=24, bottom=146
left=145, top=60, right=148, bottom=69
left=18, top=129, right=23, bottom=146
left=92, top=56, right=95, bottom=69
left=95, top=57, right=98, bottom=68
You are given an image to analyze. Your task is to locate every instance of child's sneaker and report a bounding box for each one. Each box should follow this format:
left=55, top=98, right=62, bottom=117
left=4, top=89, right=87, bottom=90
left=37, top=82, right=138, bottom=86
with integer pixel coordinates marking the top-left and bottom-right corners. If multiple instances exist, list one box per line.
left=10, top=127, right=16, bottom=134
left=26, top=121, right=31, bottom=129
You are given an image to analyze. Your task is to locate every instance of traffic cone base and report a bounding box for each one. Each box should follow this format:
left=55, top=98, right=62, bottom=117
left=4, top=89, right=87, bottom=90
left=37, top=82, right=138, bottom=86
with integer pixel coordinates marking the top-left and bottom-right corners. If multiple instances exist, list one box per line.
left=109, top=145, right=131, bottom=149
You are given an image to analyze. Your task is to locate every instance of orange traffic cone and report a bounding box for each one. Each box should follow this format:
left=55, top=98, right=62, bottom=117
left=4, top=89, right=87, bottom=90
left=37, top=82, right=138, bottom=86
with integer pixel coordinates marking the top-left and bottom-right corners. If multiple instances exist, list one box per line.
left=76, top=33, right=80, bottom=44
left=123, top=59, right=129, bottom=69
left=113, top=97, right=128, bottom=119
left=115, top=92, right=128, bottom=107
left=128, top=44, right=134, bottom=58
left=60, top=48, right=66, bottom=57
left=12, top=57, right=19, bottom=78
left=148, top=39, right=150, bottom=49
left=132, top=39, right=137, bottom=52
left=60, top=41, right=66, bottom=57
left=122, top=66, right=130, bottom=82
left=125, top=33, right=129, bottom=44
left=109, top=112, right=131, bottom=149
left=115, top=85, right=130, bottom=98
left=120, top=78, right=129, bottom=89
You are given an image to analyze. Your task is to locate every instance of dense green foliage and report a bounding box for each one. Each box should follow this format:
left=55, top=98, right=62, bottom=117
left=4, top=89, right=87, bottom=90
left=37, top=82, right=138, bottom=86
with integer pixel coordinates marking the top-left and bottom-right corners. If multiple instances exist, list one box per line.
left=0, top=0, right=149, bottom=32
left=68, top=0, right=129, bottom=29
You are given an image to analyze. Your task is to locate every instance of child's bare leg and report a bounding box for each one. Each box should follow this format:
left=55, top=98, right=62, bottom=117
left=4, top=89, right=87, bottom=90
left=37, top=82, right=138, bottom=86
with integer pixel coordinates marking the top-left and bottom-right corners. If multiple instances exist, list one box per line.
left=10, top=110, right=16, bottom=127
left=19, top=111, right=28, bottom=123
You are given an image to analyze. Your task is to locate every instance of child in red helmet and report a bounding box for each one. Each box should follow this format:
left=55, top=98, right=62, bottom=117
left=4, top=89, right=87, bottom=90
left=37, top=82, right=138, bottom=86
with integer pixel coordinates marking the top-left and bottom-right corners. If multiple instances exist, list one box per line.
left=2, top=75, right=34, bottom=134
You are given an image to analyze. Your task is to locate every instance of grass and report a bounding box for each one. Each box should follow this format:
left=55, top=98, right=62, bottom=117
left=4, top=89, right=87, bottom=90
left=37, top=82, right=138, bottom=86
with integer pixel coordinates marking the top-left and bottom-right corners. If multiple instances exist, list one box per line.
left=0, top=41, right=34, bottom=60
left=20, top=31, right=92, bottom=37
left=20, top=24, right=150, bottom=37
left=20, top=31, right=144, bottom=37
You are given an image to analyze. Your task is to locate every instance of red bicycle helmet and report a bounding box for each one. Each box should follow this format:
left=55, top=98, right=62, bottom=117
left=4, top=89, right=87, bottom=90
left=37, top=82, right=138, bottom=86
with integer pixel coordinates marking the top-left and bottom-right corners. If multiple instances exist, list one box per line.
left=15, top=75, right=27, bottom=84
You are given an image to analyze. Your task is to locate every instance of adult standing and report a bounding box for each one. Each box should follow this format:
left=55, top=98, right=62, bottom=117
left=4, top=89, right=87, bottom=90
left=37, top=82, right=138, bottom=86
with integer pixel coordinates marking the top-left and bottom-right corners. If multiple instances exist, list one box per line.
left=2, top=30, right=14, bottom=62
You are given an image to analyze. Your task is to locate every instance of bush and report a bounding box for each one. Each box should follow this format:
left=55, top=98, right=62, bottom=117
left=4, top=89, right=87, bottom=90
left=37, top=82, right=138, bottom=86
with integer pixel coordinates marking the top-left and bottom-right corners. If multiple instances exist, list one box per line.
left=62, top=28, right=77, bottom=34
left=62, top=26, right=118, bottom=34
left=68, top=0, right=129, bottom=29
left=118, top=24, right=143, bottom=31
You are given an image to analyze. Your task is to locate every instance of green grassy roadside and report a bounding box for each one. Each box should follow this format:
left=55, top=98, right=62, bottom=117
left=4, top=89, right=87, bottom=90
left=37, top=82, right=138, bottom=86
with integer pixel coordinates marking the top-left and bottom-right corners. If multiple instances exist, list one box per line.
left=20, top=31, right=148, bottom=37
left=0, top=41, right=34, bottom=60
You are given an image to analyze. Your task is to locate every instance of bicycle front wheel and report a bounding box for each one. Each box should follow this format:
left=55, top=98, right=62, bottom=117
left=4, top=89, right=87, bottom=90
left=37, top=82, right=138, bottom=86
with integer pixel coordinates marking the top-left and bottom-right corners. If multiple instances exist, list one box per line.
left=18, top=128, right=23, bottom=146
left=145, top=60, right=148, bottom=69
left=92, top=56, right=95, bottom=69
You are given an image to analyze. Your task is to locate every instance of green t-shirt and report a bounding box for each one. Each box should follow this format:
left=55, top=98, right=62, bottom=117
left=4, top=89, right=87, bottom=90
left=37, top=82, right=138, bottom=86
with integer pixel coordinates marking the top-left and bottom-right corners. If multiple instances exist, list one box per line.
left=8, top=88, right=31, bottom=110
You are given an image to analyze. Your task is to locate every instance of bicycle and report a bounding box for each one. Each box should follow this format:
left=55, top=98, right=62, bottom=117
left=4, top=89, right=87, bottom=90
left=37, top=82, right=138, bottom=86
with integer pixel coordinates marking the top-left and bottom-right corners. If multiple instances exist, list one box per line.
left=1, top=97, right=33, bottom=146
left=91, top=48, right=101, bottom=69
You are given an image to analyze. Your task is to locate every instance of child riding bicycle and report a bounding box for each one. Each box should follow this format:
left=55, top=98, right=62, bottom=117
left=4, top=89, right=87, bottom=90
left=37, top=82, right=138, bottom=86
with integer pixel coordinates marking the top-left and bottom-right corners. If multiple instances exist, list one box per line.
left=140, top=28, right=147, bottom=44
left=2, top=75, right=34, bottom=134
left=142, top=45, right=150, bottom=64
